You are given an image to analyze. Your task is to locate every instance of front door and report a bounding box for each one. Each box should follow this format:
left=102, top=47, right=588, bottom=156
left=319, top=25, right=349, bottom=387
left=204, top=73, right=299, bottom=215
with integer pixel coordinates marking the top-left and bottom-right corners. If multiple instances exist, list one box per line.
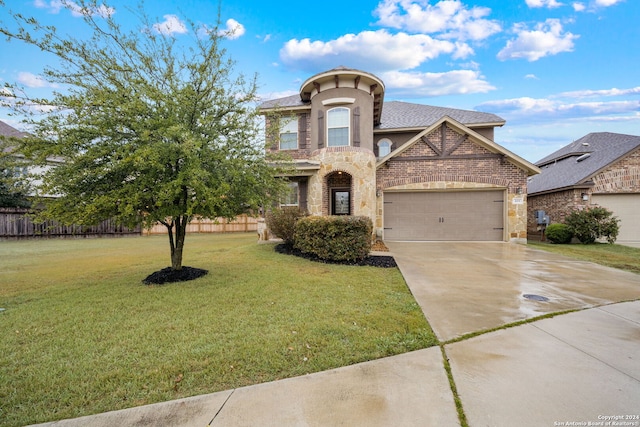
left=331, top=189, right=351, bottom=215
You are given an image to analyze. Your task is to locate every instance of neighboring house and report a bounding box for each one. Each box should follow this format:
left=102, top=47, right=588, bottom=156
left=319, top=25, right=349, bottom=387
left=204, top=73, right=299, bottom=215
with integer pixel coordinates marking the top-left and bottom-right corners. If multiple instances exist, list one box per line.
left=527, top=132, right=640, bottom=243
left=259, top=67, right=540, bottom=242
left=0, top=119, right=64, bottom=198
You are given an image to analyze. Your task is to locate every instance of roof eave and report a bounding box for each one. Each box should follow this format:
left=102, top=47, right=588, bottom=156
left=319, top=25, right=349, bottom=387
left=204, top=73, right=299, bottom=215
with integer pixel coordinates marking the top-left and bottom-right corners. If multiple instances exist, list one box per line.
left=528, top=183, right=594, bottom=197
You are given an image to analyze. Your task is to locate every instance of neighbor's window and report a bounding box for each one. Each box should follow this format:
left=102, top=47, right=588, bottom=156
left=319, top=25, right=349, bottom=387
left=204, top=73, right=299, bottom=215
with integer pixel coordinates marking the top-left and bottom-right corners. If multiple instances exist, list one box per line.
left=327, top=107, right=349, bottom=147
left=378, top=138, right=392, bottom=157
left=280, top=182, right=299, bottom=206
left=279, top=117, right=298, bottom=150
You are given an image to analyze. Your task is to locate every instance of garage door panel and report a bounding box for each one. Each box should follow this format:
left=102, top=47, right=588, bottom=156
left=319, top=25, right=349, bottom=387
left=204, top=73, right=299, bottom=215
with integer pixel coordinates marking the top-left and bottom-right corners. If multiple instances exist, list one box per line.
left=591, top=194, right=640, bottom=242
left=384, top=191, right=504, bottom=241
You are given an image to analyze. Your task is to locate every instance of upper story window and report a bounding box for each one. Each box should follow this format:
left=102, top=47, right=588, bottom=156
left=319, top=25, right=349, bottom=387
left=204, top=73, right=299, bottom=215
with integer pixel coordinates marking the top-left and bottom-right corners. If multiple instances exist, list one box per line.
left=378, top=138, right=392, bottom=157
left=327, top=107, right=349, bottom=147
left=279, top=117, right=298, bottom=150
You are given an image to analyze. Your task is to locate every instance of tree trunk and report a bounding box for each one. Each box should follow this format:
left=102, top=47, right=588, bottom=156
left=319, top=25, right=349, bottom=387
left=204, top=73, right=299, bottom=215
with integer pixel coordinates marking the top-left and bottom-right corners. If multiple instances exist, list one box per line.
left=166, top=216, right=189, bottom=271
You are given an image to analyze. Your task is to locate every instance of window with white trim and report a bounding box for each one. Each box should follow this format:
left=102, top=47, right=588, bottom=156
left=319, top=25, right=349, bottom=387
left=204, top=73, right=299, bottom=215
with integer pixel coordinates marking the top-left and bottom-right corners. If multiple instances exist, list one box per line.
left=280, top=182, right=299, bottom=207
left=327, top=107, right=349, bottom=147
left=279, top=117, right=298, bottom=150
left=377, top=138, right=392, bottom=157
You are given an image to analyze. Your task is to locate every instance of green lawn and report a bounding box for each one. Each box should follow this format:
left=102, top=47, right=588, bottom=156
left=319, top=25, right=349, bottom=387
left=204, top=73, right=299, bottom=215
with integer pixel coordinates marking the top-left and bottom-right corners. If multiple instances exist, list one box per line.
left=528, top=240, right=640, bottom=274
left=0, top=233, right=435, bottom=427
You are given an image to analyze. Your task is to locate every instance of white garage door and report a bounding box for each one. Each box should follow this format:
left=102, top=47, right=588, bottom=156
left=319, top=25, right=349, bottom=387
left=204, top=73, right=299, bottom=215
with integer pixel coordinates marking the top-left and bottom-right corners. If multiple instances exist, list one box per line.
left=591, top=194, right=640, bottom=243
left=383, top=191, right=505, bottom=241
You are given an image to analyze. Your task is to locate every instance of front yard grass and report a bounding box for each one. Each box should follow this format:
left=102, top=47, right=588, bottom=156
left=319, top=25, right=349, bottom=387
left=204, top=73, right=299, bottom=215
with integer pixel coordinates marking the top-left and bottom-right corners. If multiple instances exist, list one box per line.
left=0, top=233, right=436, bottom=427
left=528, top=240, right=640, bottom=274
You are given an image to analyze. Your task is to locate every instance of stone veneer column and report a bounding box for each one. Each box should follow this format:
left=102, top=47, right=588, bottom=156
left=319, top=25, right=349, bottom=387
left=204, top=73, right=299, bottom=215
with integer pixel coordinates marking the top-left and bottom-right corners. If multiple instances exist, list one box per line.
left=307, top=147, right=377, bottom=225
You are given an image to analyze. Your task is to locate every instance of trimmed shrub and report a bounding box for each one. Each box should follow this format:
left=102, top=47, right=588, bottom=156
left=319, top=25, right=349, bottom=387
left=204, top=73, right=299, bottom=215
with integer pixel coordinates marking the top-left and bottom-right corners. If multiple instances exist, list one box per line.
left=564, top=207, right=620, bottom=244
left=544, top=223, right=573, bottom=244
left=294, top=216, right=373, bottom=262
left=265, top=207, right=307, bottom=246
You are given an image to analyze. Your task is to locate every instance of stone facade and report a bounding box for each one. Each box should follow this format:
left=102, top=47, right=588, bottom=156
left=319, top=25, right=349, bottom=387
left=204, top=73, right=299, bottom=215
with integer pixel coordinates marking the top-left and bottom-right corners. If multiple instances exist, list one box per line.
left=307, top=147, right=376, bottom=225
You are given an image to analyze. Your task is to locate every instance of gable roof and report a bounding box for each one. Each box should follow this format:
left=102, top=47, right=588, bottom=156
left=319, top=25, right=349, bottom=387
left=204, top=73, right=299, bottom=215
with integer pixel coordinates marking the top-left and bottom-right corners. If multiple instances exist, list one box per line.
left=377, top=115, right=540, bottom=176
left=527, top=132, right=640, bottom=195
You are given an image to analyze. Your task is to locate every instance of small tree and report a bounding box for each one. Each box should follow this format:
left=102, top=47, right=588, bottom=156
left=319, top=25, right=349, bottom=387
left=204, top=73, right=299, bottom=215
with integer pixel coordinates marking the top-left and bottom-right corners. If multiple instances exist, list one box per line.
left=0, top=0, right=287, bottom=272
left=564, top=207, right=620, bottom=244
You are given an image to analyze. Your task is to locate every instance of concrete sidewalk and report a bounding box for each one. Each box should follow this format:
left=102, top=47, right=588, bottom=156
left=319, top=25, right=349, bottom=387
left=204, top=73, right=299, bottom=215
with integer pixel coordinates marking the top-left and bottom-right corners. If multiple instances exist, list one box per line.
left=32, top=243, right=640, bottom=426
left=33, top=347, right=458, bottom=426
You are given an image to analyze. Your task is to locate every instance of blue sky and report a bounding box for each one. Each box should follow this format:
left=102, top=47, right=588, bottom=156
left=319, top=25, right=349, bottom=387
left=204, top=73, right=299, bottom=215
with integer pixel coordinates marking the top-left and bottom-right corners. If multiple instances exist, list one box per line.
left=1, top=0, right=638, bottom=162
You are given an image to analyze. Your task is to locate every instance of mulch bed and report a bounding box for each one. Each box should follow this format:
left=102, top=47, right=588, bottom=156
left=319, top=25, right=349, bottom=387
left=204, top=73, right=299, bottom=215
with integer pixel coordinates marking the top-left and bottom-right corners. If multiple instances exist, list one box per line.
left=275, top=244, right=397, bottom=268
left=142, top=266, right=209, bottom=285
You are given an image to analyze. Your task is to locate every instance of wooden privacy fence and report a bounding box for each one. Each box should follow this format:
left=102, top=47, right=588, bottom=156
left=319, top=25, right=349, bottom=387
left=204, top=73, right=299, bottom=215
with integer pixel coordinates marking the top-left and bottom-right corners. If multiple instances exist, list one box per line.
left=0, top=208, right=141, bottom=238
left=0, top=208, right=258, bottom=239
left=142, top=214, right=258, bottom=235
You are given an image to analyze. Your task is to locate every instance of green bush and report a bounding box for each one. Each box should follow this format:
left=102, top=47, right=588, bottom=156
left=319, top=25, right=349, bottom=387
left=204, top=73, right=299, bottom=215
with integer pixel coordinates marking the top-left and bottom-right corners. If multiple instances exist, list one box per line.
left=265, top=207, right=307, bottom=246
left=564, top=207, right=620, bottom=244
left=544, top=223, right=573, bottom=244
left=294, top=216, right=373, bottom=262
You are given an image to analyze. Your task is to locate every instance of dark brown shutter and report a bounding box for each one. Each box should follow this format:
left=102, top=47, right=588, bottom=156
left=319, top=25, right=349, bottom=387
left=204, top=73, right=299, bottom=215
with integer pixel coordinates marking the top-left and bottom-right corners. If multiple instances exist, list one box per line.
left=299, top=114, right=307, bottom=149
left=353, top=107, right=360, bottom=147
left=318, top=110, right=324, bottom=148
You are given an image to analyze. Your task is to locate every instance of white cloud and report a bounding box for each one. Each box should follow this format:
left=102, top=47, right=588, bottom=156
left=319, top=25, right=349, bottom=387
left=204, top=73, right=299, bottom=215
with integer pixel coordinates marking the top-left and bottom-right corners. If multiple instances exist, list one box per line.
left=497, top=19, right=578, bottom=61
left=34, top=0, right=114, bottom=18
left=525, top=0, right=564, bottom=8
left=381, top=69, right=495, bottom=96
left=374, top=0, right=501, bottom=41
left=525, top=74, right=539, bottom=80
left=572, top=0, right=624, bottom=11
left=218, top=19, right=245, bottom=40
left=478, top=97, right=640, bottom=122
left=556, top=86, right=640, bottom=98
left=280, top=29, right=472, bottom=72
left=152, top=15, right=188, bottom=36
left=17, top=72, right=58, bottom=88
left=595, top=0, right=624, bottom=6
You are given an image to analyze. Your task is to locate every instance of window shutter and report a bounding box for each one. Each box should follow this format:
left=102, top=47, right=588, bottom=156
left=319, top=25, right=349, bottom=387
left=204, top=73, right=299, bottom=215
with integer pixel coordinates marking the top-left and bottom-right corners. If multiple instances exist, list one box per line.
left=318, top=110, right=324, bottom=148
left=353, top=107, right=360, bottom=147
left=299, top=114, right=307, bottom=149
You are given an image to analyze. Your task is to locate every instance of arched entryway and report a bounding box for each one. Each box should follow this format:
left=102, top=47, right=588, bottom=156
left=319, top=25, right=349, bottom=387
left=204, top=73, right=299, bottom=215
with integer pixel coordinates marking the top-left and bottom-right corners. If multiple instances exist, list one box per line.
left=325, top=171, right=352, bottom=215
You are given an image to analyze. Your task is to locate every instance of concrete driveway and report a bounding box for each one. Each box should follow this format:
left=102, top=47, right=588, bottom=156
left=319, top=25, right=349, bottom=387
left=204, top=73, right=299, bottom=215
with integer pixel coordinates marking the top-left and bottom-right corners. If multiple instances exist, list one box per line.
left=388, top=241, right=640, bottom=426
left=386, top=242, right=640, bottom=341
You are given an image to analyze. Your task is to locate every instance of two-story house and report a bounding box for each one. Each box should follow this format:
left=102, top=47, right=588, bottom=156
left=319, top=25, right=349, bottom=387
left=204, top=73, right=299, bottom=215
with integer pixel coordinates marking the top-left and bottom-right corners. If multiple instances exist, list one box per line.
left=260, top=67, right=539, bottom=242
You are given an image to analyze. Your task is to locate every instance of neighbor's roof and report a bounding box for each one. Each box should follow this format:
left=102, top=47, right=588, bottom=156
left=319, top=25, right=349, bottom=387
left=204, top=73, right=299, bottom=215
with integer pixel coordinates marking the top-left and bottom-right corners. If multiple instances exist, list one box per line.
left=258, top=97, right=505, bottom=130
left=527, top=132, right=640, bottom=195
left=0, top=120, right=29, bottom=139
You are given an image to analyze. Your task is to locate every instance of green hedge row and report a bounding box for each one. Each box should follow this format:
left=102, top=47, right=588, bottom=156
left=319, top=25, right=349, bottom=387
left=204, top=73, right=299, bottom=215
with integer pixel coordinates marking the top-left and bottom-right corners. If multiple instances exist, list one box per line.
left=294, top=215, right=373, bottom=262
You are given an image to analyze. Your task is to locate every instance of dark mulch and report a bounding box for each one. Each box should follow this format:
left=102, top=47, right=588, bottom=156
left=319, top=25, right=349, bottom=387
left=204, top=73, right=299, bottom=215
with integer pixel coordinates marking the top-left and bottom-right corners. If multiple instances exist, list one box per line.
left=275, top=244, right=397, bottom=268
left=142, top=266, right=209, bottom=285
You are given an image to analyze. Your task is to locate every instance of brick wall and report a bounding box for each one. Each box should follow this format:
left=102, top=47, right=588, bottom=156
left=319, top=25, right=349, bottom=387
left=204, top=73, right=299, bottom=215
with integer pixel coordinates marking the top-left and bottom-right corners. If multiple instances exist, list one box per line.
left=265, top=112, right=312, bottom=159
left=376, top=126, right=528, bottom=194
left=592, top=147, right=640, bottom=193
left=526, top=189, right=588, bottom=233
